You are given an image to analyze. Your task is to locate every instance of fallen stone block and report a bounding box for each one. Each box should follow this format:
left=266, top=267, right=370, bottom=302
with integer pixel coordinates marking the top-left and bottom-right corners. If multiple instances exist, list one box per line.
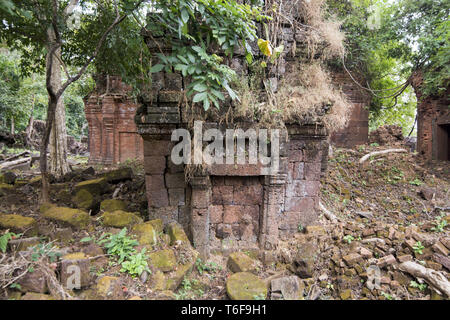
left=101, top=210, right=142, bottom=228
left=60, top=252, right=92, bottom=289
left=227, top=252, right=257, bottom=273
left=132, top=222, right=158, bottom=245
left=226, top=272, right=267, bottom=300
left=103, top=167, right=133, bottom=183
left=166, top=221, right=190, bottom=246
left=74, top=178, right=108, bottom=195
left=0, top=214, right=37, bottom=236
left=100, top=199, right=127, bottom=212
left=94, top=276, right=124, bottom=300
left=271, top=276, right=304, bottom=300
left=42, top=206, right=90, bottom=229
left=148, top=249, right=177, bottom=272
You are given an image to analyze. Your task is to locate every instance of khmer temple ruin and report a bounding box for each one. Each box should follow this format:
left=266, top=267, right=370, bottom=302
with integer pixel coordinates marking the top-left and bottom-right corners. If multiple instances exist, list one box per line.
left=132, top=9, right=347, bottom=259
left=84, top=75, right=144, bottom=165
left=331, top=71, right=370, bottom=148
left=412, top=72, right=450, bottom=161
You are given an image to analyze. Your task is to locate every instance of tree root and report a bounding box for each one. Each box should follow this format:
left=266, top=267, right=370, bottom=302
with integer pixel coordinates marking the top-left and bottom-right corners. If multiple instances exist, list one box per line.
left=399, top=261, right=450, bottom=297
left=359, top=149, right=408, bottom=165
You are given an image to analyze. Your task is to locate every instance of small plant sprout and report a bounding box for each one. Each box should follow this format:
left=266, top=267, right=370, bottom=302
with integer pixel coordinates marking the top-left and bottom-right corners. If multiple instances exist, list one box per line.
left=98, top=228, right=138, bottom=263
left=431, top=214, right=447, bottom=233
left=409, top=178, right=423, bottom=186
left=409, top=280, right=427, bottom=291
left=413, top=241, right=425, bottom=255
left=343, top=235, right=355, bottom=244
left=195, top=258, right=221, bottom=275
left=120, top=248, right=151, bottom=278
left=380, top=291, right=394, bottom=300
left=0, top=231, right=20, bottom=253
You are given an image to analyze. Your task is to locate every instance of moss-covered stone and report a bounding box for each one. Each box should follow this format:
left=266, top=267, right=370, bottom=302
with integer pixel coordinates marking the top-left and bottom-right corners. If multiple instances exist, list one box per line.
left=148, top=219, right=163, bottom=233
left=8, top=237, right=40, bottom=251
left=226, top=272, right=267, bottom=300
left=42, top=206, right=90, bottom=229
left=51, top=228, right=73, bottom=245
left=165, top=250, right=198, bottom=291
left=101, top=210, right=142, bottom=228
left=132, top=222, right=157, bottom=245
left=39, top=202, right=56, bottom=214
left=0, top=183, right=13, bottom=196
left=72, top=189, right=96, bottom=210
left=227, top=252, right=257, bottom=273
left=293, top=242, right=318, bottom=278
left=95, top=276, right=124, bottom=300
left=100, top=199, right=127, bottom=212
left=62, top=252, right=87, bottom=260
left=167, top=221, right=190, bottom=245
left=148, top=249, right=177, bottom=272
left=21, top=292, right=55, bottom=300
left=151, top=270, right=167, bottom=291
left=74, top=178, right=108, bottom=195
left=339, top=289, right=353, bottom=300
left=0, top=214, right=37, bottom=235
left=61, top=252, right=91, bottom=288
left=103, top=167, right=133, bottom=183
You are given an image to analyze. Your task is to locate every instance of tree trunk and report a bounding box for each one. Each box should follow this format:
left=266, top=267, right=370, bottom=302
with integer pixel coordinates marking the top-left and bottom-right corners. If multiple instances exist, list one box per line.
left=40, top=27, right=69, bottom=202
left=10, top=117, right=14, bottom=134
left=47, top=30, right=70, bottom=178
left=40, top=97, right=57, bottom=203
left=26, top=78, right=36, bottom=147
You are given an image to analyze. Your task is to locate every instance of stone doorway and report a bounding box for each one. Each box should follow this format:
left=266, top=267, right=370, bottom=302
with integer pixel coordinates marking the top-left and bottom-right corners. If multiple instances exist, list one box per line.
left=436, top=123, right=450, bottom=161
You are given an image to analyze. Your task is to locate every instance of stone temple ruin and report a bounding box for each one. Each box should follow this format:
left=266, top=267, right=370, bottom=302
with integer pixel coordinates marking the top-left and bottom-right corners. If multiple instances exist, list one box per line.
left=83, top=4, right=373, bottom=260
left=412, top=72, right=450, bottom=161
left=132, top=20, right=337, bottom=260
left=84, top=75, right=144, bottom=165
left=331, top=72, right=370, bottom=148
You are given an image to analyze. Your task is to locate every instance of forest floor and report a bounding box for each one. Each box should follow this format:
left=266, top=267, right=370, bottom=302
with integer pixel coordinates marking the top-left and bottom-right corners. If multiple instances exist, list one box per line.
left=0, top=142, right=449, bottom=300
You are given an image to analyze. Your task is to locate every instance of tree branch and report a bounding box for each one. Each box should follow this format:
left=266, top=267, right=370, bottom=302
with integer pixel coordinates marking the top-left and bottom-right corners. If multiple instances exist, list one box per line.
left=57, top=0, right=146, bottom=98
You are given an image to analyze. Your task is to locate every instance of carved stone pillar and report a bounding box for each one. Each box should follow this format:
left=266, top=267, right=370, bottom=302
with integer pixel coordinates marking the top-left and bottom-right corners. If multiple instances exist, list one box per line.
left=260, top=174, right=286, bottom=251
left=189, top=175, right=211, bottom=259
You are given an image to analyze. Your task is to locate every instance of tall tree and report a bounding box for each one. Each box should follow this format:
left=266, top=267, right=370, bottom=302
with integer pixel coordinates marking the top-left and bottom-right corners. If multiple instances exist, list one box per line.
left=0, top=0, right=146, bottom=201
left=328, top=0, right=449, bottom=134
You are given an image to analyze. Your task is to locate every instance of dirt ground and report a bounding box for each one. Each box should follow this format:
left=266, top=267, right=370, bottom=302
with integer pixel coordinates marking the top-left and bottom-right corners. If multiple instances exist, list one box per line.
left=0, top=143, right=449, bottom=300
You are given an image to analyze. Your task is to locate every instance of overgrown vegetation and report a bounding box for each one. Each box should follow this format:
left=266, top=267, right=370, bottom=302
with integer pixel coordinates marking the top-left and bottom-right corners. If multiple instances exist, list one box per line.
left=0, top=48, right=93, bottom=138
left=98, top=228, right=138, bottom=263
left=329, top=0, right=449, bottom=135
left=232, top=0, right=352, bottom=132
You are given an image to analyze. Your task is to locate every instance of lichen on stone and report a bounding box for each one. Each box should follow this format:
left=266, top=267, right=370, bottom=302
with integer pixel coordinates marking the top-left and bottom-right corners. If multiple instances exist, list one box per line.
left=148, top=249, right=177, bottom=272
left=100, top=199, right=127, bottom=212
left=74, top=177, right=108, bottom=195
left=42, top=206, right=90, bottom=229
left=101, top=210, right=143, bottom=228
left=0, top=214, right=37, bottom=235
left=226, top=272, right=267, bottom=300
left=132, top=222, right=157, bottom=245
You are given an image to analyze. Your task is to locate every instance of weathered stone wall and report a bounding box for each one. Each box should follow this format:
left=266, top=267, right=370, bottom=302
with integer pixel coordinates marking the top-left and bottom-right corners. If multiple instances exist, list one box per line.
left=84, top=76, right=144, bottom=164
left=331, top=72, right=371, bottom=148
left=412, top=71, right=450, bottom=161
left=137, top=100, right=328, bottom=258
left=136, top=8, right=330, bottom=258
